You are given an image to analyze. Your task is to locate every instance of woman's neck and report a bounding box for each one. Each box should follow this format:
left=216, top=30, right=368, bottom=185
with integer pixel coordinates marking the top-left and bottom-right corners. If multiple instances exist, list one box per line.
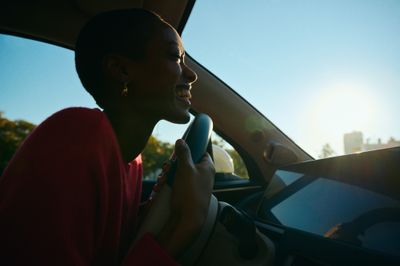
left=104, top=109, right=158, bottom=163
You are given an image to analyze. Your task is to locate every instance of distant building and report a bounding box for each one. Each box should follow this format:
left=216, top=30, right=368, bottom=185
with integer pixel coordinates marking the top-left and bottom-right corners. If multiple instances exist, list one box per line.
left=343, top=131, right=363, bottom=154
left=362, top=137, right=400, bottom=151
left=344, top=132, right=400, bottom=154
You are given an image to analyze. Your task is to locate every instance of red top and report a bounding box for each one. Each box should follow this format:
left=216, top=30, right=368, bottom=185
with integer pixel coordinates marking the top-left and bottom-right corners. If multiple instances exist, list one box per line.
left=0, top=107, right=177, bottom=266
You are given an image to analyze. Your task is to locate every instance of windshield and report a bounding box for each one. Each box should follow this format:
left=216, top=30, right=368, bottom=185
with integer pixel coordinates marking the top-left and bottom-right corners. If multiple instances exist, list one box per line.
left=183, top=0, right=400, bottom=158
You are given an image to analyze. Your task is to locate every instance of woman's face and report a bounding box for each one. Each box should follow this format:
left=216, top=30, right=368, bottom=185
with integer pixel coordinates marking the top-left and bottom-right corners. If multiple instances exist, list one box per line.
left=126, top=25, right=197, bottom=124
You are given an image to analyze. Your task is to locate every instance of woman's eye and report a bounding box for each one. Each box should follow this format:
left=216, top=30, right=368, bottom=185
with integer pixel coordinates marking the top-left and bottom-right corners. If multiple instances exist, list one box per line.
left=170, top=53, right=182, bottom=61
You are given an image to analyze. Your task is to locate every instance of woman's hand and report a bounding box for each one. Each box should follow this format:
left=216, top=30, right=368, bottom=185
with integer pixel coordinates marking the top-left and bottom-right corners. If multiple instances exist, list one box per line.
left=157, top=139, right=215, bottom=257
left=171, top=139, right=215, bottom=226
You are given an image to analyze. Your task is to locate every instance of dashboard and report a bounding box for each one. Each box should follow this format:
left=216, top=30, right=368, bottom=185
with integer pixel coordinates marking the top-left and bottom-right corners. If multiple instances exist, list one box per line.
left=243, top=147, right=400, bottom=265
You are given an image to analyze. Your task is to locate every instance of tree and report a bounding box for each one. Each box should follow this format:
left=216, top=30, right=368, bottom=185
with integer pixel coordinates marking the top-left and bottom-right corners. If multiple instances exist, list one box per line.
left=0, top=112, right=36, bottom=174
left=141, top=136, right=174, bottom=180
left=319, top=143, right=335, bottom=159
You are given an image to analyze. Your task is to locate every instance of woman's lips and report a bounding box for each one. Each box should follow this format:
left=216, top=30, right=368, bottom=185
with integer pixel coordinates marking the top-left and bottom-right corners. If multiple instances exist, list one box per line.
left=176, top=95, right=191, bottom=106
left=175, top=89, right=192, bottom=106
left=176, top=90, right=192, bottom=98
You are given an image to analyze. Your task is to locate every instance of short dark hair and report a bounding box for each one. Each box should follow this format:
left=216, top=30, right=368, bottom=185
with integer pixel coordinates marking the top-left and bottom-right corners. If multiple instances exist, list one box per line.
left=75, top=8, right=168, bottom=107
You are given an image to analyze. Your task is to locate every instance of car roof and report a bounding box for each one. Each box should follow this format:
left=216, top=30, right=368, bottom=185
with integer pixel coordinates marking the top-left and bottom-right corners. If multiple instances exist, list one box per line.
left=0, top=0, right=193, bottom=49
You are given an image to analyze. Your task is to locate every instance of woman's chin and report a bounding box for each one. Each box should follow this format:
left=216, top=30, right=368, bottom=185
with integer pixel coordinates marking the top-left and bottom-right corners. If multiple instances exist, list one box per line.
left=165, top=110, right=191, bottom=124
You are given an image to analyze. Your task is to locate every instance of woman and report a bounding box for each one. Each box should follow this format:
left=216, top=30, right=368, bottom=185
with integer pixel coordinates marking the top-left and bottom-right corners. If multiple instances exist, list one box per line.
left=0, top=9, right=215, bottom=265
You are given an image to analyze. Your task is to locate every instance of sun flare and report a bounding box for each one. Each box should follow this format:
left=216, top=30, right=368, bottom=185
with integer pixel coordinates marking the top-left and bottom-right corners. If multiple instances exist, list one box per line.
left=311, top=86, right=379, bottom=139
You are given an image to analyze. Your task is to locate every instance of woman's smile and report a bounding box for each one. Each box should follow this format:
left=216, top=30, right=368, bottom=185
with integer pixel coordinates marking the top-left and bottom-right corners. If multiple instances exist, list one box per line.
left=175, top=87, right=192, bottom=107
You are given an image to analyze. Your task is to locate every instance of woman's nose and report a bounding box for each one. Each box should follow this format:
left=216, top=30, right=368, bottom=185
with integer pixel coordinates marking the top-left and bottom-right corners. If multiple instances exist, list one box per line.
left=183, top=64, right=197, bottom=84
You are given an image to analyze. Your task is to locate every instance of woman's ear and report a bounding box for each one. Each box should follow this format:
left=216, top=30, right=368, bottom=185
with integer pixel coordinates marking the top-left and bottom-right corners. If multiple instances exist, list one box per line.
left=102, top=54, right=134, bottom=82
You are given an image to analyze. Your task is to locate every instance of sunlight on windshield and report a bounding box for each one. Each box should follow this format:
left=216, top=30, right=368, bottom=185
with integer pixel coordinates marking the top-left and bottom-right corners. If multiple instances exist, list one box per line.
left=183, top=0, right=400, bottom=158
left=311, top=86, right=379, bottom=134
left=309, top=85, right=382, bottom=153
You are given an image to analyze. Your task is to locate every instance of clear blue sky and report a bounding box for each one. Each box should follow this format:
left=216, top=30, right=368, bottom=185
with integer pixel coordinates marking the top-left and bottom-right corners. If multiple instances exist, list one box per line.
left=1, top=0, right=399, bottom=158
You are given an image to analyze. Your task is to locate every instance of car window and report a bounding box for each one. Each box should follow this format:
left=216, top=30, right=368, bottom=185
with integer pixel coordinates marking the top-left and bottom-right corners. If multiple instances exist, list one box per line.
left=0, top=34, right=97, bottom=124
left=0, top=35, right=96, bottom=174
left=183, top=0, right=400, bottom=158
left=142, top=128, right=249, bottom=181
left=211, top=132, right=249, bottom=180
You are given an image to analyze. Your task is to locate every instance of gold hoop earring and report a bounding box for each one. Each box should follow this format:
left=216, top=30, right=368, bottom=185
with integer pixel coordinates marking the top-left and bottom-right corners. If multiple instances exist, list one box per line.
left=121, top=83, right=129, bottom=97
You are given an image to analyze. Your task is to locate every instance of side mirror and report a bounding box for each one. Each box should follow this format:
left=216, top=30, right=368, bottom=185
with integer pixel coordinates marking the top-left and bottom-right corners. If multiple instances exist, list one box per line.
left=212, top=144, right=234, bottom=174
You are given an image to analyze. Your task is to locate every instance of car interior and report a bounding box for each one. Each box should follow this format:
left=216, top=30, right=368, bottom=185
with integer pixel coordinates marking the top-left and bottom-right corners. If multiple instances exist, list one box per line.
left=1, top=0, right=400, bottom=265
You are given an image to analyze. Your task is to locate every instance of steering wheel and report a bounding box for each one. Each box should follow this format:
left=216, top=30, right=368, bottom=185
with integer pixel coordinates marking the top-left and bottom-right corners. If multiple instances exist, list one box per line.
left=325, top=207, right=400, bottom=246
left=136, top=114, right=219, bottom=265
left=165, top=113, right=214, bottom=186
